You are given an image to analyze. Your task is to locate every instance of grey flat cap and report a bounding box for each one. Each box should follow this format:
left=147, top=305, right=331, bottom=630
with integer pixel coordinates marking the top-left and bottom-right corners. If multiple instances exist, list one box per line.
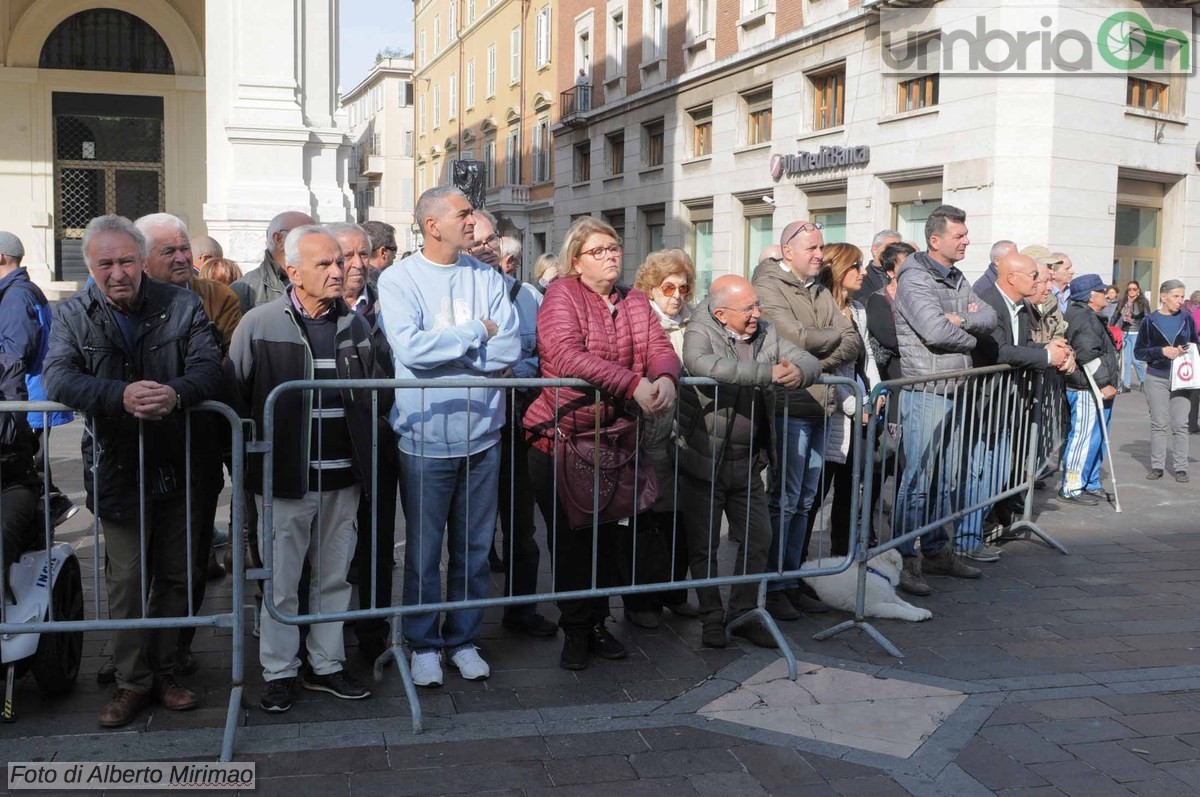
left=0, top=231, right=24, bottom=258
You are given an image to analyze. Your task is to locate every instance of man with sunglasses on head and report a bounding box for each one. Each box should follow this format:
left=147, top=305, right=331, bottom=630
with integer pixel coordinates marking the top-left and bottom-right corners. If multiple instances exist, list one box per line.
left=752, top=220, right=859, bottom=622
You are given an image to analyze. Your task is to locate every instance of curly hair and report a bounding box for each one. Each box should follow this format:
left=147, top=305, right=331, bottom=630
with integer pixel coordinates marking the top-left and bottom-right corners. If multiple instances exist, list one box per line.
left=633, top=248, right=696, bottom=298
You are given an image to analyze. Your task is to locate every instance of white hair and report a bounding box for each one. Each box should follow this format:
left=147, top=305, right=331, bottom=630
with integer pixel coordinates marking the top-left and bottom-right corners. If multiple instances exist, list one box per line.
left=989, top=239, right=1017, bottom=263
left=325, top=222, right=370, bottom=246
left=871, top=229, right=901, bottom=250
left=283, top=225, right=335, bottom=266
left=134, top=212, right=189, bottom=256
left=82, top=215, right=145, bottom=268
left=498, top=235, right=521, bottom=261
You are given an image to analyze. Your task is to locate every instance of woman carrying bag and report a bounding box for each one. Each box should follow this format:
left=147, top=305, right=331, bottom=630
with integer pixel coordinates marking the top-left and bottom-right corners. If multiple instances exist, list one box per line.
left=523, top=217, right=681, bottom=671
left=1135, top=279, right=1200, bottom=483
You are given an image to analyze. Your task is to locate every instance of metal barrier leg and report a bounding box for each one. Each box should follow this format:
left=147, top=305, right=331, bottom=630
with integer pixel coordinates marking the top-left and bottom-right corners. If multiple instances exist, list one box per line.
left=373, top=615, right=422, bottom=734
left=1004, top=401, right=1070, bottom=555
left=727, top=581, right=797, bottom=680
left=813, top=543, right=906, bottom=658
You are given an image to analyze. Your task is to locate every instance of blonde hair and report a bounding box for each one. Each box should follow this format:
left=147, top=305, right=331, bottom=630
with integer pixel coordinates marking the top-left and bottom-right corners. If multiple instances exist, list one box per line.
left=533, top=253, right=559, bottom=282
left=819, top=242, right=864, bottom=309
left=559, top=216, right=621, bottom=277
left=199, top=257, right=243, bottom=285
left=633, top=248, right=696, bottom=298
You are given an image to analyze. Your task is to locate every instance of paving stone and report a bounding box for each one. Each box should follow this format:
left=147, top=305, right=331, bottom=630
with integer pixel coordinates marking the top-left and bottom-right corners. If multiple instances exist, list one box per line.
left=979, top=726, right=1075, bottom=765
left=351, top=761, right=551, bottom=796
left=543, top=730, right=649, bottom=758
left=251, top=774, right=349, bottom=797
left=1030, top=760, right=1141, bottom=797
left=628, top=748, right=743, bottom=779
left=1062, top=741, right=1161, bottom=783
left=993, top=788, right=1068, bottom=797
left=386, top=736, right=549, bottom=769
left=450, top=689, right=523, bottom=713
left=1027, top=698, right=1124, bottom=721
left=524, top=776, right=700, bottom=797
left=728, top=745, right=825, bottom=790
left=544, top=754, right=637, bottom=786
left=1158, top=760, right=1200, bottom=788
left=515, top=682, right=629, bottom=709
left=639, top=726, right=743, bottom=751
left=828, top=775, right=912, bottom=796
left=801, top=754, right=879, bottom=782
left=985, top=704, right=1047, bottom=726
left=1030, top=718, right=1141, bottom=745
left=1123, top=775, right=1200, bottom=796
left=1098, top=695, right=1185, bottom=716
left=955, top=738, right=1049, bottom=791
left=244, top=745, right=389, bottom=778
left=686, top=771, right=770, bottom=797
left=1117, top=711, right=1200, bottom=737
left=1118, top=735, right=1200, bottom=763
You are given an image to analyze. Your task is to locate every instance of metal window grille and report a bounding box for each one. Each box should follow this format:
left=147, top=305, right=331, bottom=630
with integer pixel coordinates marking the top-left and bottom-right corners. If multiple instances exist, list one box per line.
left=39, top=9, right=174, bottom=74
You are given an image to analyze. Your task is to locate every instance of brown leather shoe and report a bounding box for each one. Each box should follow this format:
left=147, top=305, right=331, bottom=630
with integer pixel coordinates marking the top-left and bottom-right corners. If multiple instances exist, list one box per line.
left=154, top=675, right=199, bottom=711
left=98, top=688, right=151, bottom=728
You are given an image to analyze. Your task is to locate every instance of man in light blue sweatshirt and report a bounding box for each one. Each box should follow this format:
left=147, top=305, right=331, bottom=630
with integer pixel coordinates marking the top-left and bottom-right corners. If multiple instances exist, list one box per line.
left=377, top=186, right=521, bottom=687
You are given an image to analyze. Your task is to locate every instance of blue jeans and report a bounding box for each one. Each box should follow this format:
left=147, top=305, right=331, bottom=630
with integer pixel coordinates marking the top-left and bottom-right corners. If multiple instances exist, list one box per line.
left=956, top=425, right=1007, bottom=552
left=399, top=444, right=500, bottom=652
left=767, top=415, right=826, bottom=591
left=1123, top=330, right=1146, bottom=388
left=895, top=390, right=964, bottom=558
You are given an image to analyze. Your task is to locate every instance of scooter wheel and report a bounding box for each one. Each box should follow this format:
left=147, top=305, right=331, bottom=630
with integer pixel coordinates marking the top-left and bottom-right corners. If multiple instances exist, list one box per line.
left=33, top=556, right=83, bottom=696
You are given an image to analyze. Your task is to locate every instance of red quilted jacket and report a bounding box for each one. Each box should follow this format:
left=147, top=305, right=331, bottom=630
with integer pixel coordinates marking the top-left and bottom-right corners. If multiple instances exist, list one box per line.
left=523, top=277, right=681, bottom=455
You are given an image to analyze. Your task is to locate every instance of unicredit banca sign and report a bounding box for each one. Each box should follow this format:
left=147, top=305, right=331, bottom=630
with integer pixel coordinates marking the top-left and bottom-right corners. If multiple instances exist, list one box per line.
left=770, top=146, right=871, bottom=180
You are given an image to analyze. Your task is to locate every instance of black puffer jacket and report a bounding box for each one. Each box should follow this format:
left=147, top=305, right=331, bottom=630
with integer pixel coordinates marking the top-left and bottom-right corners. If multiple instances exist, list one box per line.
left=1064, top=301, right=1120, bottom=392
left=677, top=301, right=819, bottom=479
left=42, top=279, right=223, bottom=519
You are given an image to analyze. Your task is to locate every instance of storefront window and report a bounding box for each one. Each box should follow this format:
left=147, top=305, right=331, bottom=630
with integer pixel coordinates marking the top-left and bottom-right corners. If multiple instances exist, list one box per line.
left=894, top=201, right=937, bottom=247
left=692, top=220, right=714, bottom=298
left=1114, top=205, right=1157, bottom=248
left=813, top=210, right=846, bottom=244
left=745, top=215, right=774, bottom=275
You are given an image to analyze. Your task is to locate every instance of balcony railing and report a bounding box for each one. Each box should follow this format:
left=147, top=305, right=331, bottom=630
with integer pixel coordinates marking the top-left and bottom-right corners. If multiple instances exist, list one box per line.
left=492, top=184, right=530, bottom=206
left=560, top=84, right=592, bottom=127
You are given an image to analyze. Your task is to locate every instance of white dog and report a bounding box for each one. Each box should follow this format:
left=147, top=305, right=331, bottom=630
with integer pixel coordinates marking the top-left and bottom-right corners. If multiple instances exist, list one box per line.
left=809, top=549, right=933, bottom=622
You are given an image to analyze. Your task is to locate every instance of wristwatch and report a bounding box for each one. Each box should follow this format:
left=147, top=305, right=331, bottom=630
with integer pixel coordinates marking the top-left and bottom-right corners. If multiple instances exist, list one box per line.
left=175, top=390, right=183, bottom=412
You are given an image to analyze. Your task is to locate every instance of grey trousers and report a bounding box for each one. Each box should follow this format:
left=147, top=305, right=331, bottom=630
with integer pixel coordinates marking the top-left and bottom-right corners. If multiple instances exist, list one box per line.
left=1144, top=374, right=1191, bottom=473
left=102, top=499, right=190, bottom=693
left=680, top=459, right=773, bottom=625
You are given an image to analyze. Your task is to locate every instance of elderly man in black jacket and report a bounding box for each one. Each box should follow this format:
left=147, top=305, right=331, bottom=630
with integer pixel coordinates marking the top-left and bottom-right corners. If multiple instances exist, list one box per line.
left=1060, top=275, right=1121, bottom=505
left=678, top=275, right=820, bottom=650
left=42, top=214, right=222, bottom=729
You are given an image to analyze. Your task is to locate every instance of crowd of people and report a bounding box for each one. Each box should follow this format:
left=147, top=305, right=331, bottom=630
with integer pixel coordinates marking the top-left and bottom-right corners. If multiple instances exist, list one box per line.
left=0, top=191, right=1196, bottom=729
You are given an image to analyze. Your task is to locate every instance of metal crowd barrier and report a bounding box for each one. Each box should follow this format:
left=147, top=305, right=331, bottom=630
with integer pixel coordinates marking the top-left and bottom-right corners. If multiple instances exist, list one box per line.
left=257, top=375, right=864, bottom=734
left=0, top=400, right=245, bottom=762
left=813, top=365, right=1070, bottom=657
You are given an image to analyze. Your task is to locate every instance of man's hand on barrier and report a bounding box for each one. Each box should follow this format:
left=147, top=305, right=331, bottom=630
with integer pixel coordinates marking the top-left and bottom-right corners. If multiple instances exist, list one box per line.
left=1059, top=351, right=1077, bottom=375
left=649, top=376, right=676, bottom=414
left=1100, top=385, right=1118, bottom=400
left=945, top=313, right=963, bottom=327
left=123, top=381, right=176, bottom=420
left=771, top=358, right=804, bottom=388
left=481, top=319, right=499, bottom=339
left=1046, top=339, right=1071, bottom=368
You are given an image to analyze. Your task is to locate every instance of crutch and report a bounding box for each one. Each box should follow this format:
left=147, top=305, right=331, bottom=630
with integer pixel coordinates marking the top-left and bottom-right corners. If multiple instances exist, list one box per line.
left=1082, top=361, right=1121, bottom=513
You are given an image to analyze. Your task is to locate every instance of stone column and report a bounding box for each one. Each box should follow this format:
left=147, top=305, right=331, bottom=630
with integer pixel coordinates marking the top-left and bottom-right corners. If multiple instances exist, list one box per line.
left=203, top=0, right=353, bottom=265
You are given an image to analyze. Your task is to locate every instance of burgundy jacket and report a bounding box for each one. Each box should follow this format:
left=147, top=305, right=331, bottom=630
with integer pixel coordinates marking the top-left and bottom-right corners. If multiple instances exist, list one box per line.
left=523, top=277, right=680, bottom=455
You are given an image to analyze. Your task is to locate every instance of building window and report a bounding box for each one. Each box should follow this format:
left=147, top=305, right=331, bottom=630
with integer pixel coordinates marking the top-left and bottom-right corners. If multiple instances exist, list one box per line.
left=468, top=0, right=476, bottom=24
left=744, top=88, right=772, bottom=146
left=898, top=74, right=938, bottom=113
left=746, top=0, right=768, bottom=12
left=745, top=213, right=774, bottom=274
left=466, top=60, right=476, bottom=107
left=891, top=34, right=940, bottom=114
left=533, top=117, right=551, bottom=183
left=813, top=210, right=846, bottom=243
left=812, top=69, right=844, bottom=130
left=448, top=73, right=457, bottom=119
left=642, top=206, right=665, bottom=259
left=511, top=26, right=521, bottom=84
left=483, top=138, right=496, bottom=189
left=1128, top=77, right=1169, bottom=114
left=577, top=31, right=591, bottom=75
left=606, top=132, right=625, bottom=175
left=487, top=45, right=496, bottom=96
left=418, top=94, right=426, bottom=133
left=574, top=142, right=591, bottom=183
left=434, top=16, right=441, bottom=53
left=695, top=0, right=711, bottom=35
left=404, top=130, right=414, bottom=156
left=535, top=5, right=552, bottom=68
left=433, top=83, right=441, bottom=128
left=401, top=178, right=415, bottom=211
left=506, top=128, right=520, bottom=184
left=643, top=119, right=664, bottom=168
left=399, top=80, right=414, bottom=106
left=608, top=10, right=626, bottom=77
left=419, top=31, right=426, bottom=66
left=448, top=1, right=456, bottom=39
left=689, top=205, right=714, bottom=295
left=645, top=0, right=666, bottom=62
left=39, top=9, right=174, bottom=74
left=689, top=105, right=712, bottom=157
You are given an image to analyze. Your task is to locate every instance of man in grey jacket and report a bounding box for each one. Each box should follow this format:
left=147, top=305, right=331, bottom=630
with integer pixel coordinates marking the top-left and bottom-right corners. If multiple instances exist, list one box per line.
left=678, top=276, right=820, bottom=649
left=892, top=205, right=998, bottom=595
left=752, top=220, right=858, bottom=620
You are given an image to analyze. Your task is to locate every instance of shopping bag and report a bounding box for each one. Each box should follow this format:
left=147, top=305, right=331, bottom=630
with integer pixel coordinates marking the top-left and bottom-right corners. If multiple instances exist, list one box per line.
left=1171, top=343, right=1200, bottom=391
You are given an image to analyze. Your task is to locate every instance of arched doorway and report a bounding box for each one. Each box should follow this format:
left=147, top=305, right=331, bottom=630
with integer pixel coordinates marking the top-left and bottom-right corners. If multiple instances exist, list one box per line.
left=42, top=9, right=171, bottom=279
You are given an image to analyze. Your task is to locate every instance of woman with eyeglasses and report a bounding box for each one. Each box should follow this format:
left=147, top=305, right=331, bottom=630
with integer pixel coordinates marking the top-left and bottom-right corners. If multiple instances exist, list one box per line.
left=1115, top=281, right=1150, bottom=393
left=523, top=217, right=681, bottom=670
left=628, top=249, right=702, bottom=627
left=807, top=243, right=882, bottom=557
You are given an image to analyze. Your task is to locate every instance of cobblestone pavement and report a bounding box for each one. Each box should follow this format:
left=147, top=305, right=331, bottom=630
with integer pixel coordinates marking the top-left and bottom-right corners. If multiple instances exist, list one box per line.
left=2, top=391, right=1198, bottom=796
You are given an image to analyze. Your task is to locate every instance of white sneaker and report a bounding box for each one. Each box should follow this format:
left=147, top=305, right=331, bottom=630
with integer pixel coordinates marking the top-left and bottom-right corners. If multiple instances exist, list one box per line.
left=409, top=650, right=443, bottom=688
left=449, top=646, right=491, bottom=681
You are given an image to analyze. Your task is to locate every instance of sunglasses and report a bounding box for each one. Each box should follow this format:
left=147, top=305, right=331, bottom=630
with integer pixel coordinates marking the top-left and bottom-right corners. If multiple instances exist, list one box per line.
left=659, top=282, right=691, bottom=297
left=782, top=221, right=825, bottom=247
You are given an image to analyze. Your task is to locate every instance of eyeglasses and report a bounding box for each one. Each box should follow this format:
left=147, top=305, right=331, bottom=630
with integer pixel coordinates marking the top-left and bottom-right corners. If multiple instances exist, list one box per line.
left=720, top=300, right=763, bottom=315
left=581, top=244, right=623, bottom=260
left=472, top=234, right=500, bottom=250
left=782, top=222, right=825, bottom=247
left=658, top=282, right=691, bottom=297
